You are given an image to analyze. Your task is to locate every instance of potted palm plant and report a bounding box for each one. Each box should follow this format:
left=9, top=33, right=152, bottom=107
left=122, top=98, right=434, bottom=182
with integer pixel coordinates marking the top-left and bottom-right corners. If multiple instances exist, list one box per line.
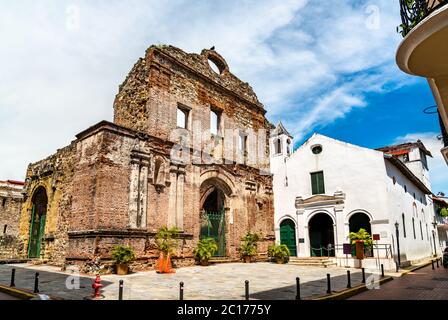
left=111, top=245, right=136, bottom=275
left=193, top=238, right=218, bottom=266
left=349, top=228, right=373, bottom=258
left=155, top=226, right=180, bottom=273
left=268, top=244, right=290, bottom=264
left=238, top=232, right=261, bottom=263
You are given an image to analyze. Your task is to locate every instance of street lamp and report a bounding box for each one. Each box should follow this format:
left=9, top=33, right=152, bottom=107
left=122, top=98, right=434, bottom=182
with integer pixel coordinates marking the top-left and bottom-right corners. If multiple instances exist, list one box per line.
left=395, top=222, right=401, bottom=268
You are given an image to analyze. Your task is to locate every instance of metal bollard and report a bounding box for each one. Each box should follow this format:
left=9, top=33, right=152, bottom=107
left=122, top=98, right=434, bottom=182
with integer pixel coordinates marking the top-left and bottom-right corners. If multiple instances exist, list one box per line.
left=179, top=282, right=184, bottom=301
left=361, top=268, right=366, bottom=284
left=437, top=259, right=439, bottom=268
left=326, top=274, right=331, bottom=294
left=33, top=272, right=39, bottom=293
left=295, top=277, right=301, bottom=300
left=381, top=264, right=385, bottom=278
left=118, top=280, right=124, bottom=300
left=245, top=280, right=249, bottom=300
left=346, top=270, right=351, bottom=288
left=432, top=260, right=435, bottom=270
left=10, top=268, right=15, bottom=287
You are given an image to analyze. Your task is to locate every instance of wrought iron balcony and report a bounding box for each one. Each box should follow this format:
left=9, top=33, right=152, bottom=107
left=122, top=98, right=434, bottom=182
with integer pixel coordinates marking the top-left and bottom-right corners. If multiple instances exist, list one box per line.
left=439, top=112, right=448, bottom=147
left=399, top=0, right=448, bottom=37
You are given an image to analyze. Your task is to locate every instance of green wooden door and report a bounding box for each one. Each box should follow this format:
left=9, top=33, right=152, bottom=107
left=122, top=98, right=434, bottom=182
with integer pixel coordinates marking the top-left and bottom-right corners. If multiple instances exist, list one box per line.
left=200, top=209, right=226, bottom=256
left=280, top=220, right=297, bottom=256
left=28, top=205, right=46, bottom=258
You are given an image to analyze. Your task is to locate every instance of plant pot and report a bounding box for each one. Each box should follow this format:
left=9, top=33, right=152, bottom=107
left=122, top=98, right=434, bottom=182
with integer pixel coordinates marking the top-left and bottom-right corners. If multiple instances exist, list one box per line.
left=243, top=256, right=252, bottom=263
left=276, top=258, right=284, bottom=264
left=116, top=263, right=129, bottom=275
left=200, top=260, right=209, bottom=266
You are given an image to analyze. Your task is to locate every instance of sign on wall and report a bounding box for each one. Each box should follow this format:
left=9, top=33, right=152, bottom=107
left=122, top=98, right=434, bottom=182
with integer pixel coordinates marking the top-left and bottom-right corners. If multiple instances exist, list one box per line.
left=343, top=243, right=351, bottom=255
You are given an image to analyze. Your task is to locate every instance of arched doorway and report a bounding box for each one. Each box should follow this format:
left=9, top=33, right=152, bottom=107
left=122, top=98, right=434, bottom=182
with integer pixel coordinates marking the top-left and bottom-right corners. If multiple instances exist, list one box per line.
left=28, top=187, right=48, bottom=258
left=349, top=212, right=371, bottom=235
left=308, top=213, right=335, bottom=257
left=280, top=219, right=297, bottom=256
left=200, top=178, right=230, bottom=257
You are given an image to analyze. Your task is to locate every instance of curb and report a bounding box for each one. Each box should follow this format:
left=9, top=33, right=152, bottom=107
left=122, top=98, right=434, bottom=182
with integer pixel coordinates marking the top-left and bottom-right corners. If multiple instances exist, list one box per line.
left=398, top=260, right=435, bottom=276
left=0, top=284, right=35, bottom=300
left=311, top=276, right=394, bottom=301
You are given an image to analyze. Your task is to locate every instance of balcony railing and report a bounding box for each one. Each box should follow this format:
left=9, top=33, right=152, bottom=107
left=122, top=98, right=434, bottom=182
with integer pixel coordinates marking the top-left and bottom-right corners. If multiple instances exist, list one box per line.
left=439, top=112, right=448, bottom=147
left=398, top=0, right=448, bottom=37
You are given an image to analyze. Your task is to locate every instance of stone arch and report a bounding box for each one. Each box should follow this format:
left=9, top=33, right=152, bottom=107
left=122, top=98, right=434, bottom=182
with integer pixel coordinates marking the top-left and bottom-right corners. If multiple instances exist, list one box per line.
left=199, top=171, right=234, bottom=257
left=277, top=215, right=298, bottom=228
left=308, top=211, right=335, bottom=257
left=348, top=211, right=372, bottom=235
left=307, top=209, right=336, bottom=225
left=346, top=209, right=373, bottom=222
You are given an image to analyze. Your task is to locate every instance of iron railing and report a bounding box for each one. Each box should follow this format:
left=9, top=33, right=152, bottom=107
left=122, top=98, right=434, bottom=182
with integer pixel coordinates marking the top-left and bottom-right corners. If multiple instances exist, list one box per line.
left=398, top=0, right=448, bottom=37
left=439, top=112, right=448, bottom=147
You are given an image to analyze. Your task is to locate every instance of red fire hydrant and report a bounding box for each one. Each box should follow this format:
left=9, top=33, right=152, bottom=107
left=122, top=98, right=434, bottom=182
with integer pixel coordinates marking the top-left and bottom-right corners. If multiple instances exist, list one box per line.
left=92, top=274, right=103, bottom=299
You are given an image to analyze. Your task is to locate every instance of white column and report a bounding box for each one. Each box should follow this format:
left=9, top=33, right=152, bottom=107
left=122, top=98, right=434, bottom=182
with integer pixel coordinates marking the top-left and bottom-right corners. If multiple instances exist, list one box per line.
left=138, top=164, right=148, bottom=228
left=167, top=167, right=178, bottom=228
left=128, top=161, right=140, bottom=228
left=176, top=171, right=185, bottom=230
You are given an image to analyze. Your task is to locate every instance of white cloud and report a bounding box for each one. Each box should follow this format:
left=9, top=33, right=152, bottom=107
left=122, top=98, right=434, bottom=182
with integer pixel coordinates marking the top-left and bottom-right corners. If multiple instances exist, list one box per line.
left=394, top=132, right=448, bottom=194
left=0, top=0, right=434, bottom=181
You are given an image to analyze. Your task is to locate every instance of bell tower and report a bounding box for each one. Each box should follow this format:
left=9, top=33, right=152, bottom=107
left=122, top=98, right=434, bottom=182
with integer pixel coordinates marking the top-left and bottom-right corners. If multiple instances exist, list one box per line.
left=270, top=122, right=293, bottom=175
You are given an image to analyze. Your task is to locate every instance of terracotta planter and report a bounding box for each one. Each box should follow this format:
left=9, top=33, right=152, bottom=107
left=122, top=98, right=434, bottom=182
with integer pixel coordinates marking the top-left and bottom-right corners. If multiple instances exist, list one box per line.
left=243, top=256, right=252, bottom=263
left=116, top=263, right=129, bottom=275
left=276, top=259, right=284, bottom=264
left=200, top=260, right=209, bottom=266
left=157, top=252, right=175, bottom=273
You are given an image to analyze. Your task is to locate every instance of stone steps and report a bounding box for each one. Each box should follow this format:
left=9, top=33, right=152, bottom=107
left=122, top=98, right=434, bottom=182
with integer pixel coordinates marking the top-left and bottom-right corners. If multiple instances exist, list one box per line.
left=289, top=257, right=337, bottom=268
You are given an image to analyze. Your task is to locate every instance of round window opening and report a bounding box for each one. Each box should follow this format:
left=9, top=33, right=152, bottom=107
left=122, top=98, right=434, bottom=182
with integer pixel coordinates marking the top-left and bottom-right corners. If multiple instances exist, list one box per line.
left=311, top=145, right=322, bottom=154
left=208, top=58, right=222, bottom=75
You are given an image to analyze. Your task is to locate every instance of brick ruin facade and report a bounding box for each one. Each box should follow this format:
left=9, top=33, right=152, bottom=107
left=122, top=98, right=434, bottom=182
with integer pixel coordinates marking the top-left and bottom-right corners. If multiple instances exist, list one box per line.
left=0, top=180, right=24, bottom=259
left=16, top=45, right=275, bottom=272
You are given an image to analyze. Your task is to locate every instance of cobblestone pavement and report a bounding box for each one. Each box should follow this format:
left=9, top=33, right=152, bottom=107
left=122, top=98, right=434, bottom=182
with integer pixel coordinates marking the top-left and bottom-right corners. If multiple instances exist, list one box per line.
left=0, top=262, right=380, bottom=300
left=349, top=264, right=448, bottom=300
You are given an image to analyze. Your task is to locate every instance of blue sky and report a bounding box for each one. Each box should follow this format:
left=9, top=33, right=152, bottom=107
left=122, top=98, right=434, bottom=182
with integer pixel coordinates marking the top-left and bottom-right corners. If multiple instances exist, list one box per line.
left=0, top=0, right=446, bottom=193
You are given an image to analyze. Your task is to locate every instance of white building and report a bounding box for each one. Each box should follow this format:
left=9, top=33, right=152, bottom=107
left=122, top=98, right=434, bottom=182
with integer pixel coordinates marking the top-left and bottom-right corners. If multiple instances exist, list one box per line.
left=270, top=125, right=441, bottom=269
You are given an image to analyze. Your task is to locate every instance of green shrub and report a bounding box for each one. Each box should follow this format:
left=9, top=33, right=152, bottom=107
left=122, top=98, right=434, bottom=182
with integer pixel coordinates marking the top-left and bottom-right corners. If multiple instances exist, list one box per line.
left=439, top=207, right=448, bottom=218
left=111, top=245, right=136, bottom=265
left=155, top=226, right=180, bottom=256
left=193, top=238, right=218, bottom=264
left=238, top=232, right=261, bottom=259
left=268, top=244, right=290, bottom=263
left=348, top=228, right=373, bottom=249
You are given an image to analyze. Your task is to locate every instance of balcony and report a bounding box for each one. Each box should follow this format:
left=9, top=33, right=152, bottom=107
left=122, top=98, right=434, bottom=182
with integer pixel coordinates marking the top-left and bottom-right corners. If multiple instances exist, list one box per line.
left=398, top=0, right=448, bottom=37
left=396, top=0, right=448, bottom=164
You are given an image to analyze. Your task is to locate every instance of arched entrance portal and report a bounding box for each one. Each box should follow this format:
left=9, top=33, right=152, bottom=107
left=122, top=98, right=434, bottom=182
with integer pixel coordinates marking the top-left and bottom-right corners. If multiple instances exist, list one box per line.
left=280, top=219, right=297, bottom=256
left=28, top=187, right=48, bottom=258
left=349, top=212, right=371, bottom=235
left=308, top=213, right=335, bottom=257
left=200, top=178, right=231, bottom=257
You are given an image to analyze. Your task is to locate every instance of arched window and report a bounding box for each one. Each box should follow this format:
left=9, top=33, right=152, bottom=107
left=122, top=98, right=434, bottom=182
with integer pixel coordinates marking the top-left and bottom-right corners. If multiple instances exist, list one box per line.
left=412, top=218, right=416, bottom=239
left=274, top=138, right=282, bottom=155
left=419, top=220, right=423, bottom=240
left=286, top=139, right=291, bottom=156
left=402, top=213, right=406, bottom=238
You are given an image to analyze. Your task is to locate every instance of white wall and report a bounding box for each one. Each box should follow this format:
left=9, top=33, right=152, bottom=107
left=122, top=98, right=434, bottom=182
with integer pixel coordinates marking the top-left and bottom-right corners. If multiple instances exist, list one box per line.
left=271, top=133, right=438, bottom=264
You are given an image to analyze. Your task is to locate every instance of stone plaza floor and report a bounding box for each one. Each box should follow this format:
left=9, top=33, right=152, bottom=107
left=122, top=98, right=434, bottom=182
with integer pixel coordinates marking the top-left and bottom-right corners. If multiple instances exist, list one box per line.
left=0, top=262, right=384, bottom=300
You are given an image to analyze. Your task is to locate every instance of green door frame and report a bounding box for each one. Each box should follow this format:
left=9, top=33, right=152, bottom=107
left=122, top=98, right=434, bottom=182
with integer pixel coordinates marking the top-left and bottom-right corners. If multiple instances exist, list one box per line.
left=200, top=209, right=226, bottom=257
left=280, top=219, right=297, bottom=256
left=28, top=205, right=46, bottom=259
